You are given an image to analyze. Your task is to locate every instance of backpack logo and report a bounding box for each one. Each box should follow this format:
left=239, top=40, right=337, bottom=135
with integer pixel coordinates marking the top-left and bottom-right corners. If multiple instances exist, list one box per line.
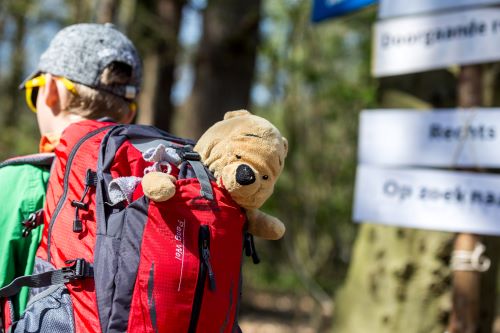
left=175, top=219, right=186, bottom=291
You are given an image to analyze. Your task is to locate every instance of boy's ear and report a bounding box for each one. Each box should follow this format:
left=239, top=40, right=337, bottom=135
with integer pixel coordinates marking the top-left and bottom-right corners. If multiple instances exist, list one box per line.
left=42, top=74, right=62, bottom=113
left=119, top=105, right=137, bottom=124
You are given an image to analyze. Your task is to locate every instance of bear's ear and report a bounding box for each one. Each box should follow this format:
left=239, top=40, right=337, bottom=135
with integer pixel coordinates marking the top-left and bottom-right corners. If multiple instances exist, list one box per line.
left=282, top=137, right=288, bottom=158
left=224, top=110, right=251, bottom=120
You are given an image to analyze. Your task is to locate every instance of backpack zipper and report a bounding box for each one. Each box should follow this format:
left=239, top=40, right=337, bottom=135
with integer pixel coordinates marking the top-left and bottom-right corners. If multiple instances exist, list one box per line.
left=47, top=125, right=114, bottom=262
left=188, top=225, right=216, bottom=333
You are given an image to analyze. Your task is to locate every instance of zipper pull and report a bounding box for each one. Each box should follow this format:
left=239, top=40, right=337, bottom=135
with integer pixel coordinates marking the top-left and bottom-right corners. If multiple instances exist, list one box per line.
left=200, top=226, right=216, bottom=291
left=71, top=169, right=97, bottom=233
left=202, top=242, right=216, bottom=291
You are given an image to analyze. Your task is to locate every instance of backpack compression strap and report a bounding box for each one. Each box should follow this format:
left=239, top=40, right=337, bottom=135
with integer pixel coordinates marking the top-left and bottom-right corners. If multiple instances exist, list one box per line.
left=178, top=147, right=214, bottom=201
left=0, top=259, right=93, bottom=298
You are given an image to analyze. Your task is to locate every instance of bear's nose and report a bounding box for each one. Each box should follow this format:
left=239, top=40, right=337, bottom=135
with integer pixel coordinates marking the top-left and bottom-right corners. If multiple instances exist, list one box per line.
left=236, top=164, right=256, bottom=185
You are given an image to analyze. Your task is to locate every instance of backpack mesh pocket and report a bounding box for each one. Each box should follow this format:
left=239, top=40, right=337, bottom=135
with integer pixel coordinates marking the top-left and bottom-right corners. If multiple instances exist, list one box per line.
left=12, top=284, right=74, bottom=333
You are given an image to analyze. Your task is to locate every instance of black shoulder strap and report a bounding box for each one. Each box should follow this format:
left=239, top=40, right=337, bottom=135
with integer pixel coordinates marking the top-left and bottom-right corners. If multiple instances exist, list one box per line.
left=0, top=153, right=55, bottom=169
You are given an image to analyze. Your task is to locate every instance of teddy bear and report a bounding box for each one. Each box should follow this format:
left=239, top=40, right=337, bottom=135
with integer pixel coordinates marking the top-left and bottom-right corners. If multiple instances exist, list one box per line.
left=108, top=110, right=288, bottom=240
left=192, top=110, right=288, bottom=240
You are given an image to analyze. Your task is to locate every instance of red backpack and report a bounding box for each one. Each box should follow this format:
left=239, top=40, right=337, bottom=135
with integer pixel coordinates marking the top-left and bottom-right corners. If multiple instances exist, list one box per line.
left=0, top=120, right=258, bottom=333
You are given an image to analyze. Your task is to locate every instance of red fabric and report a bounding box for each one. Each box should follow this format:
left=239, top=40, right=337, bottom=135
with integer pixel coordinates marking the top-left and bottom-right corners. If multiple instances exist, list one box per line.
left=37, top=120, right=150, bottom=333
left=127, top=179, right=245, bottom=333
left=35, top=119, right=245, bottom=333
left=1, top=299, right=12, bottom=331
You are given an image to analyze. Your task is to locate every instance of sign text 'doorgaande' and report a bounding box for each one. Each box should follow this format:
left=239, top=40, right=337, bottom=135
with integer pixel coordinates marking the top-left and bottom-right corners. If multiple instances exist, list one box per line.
left=373, top=8, right=500, bottom=77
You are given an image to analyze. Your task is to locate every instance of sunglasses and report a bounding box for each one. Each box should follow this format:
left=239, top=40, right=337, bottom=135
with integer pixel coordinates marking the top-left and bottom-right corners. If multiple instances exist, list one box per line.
left=24, top=74, right=77, bottom=113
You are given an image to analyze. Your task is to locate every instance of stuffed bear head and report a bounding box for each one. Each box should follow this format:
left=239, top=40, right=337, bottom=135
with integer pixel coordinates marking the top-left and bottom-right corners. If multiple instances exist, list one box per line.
left=194, top=110, right=288, bottom=211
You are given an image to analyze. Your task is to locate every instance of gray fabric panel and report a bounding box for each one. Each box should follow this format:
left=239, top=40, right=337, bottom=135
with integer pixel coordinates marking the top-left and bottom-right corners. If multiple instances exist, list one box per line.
left=122, top=124, right=195, bottom=147
left=94, top=125, right=126, bottom=333
left=131, top=138, right=183, bottom=153
left=147, top=263, right=158, bottom=333
left=107, top=197, right=149, bottom=333
left=94, top=124, right=194, bottom=333
left=96, top=125, right=126, bottom=236
left=12, top=285, right=74, bottom=333
left=29, top=257, right=57, bottom=299
left=0, top=153, right=54, bottom=169
left=187, top=160, right=214, bottom=201
left=94, top=209, right=126, bottom=332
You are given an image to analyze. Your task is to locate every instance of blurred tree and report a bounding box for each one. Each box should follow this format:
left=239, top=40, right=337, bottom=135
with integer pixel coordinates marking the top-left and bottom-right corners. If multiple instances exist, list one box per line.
left=132, top=0, right=185, bottom=132
left=245, top=1, right=377, bottom=330
left=333, top=225, right=454, bottom=333
left=69, top=0, right=93, bottom=22
left=3, top=0, right=27, bottom=127
left=0, top=2, right=6, bottom=39
left=95, top=0, right=119, bottom=23
left=333, top=71, right=463, bottom=333
left=334, top=63, right=500, bottom=333
left=179, top=0, right=261, bottom=139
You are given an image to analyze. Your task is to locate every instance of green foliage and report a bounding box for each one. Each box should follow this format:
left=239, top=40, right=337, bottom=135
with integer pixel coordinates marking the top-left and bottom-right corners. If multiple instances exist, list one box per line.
left=248, top=0, right=377, bottom=301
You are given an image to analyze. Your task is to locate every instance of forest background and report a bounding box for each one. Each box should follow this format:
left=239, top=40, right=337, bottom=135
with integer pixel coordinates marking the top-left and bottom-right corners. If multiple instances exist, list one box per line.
left=4, top=1, right=500, bottom=332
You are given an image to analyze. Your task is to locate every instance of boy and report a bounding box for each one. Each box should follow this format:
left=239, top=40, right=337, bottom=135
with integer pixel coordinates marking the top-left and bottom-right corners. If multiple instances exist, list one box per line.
left=0, top=22, right=142, bottom=321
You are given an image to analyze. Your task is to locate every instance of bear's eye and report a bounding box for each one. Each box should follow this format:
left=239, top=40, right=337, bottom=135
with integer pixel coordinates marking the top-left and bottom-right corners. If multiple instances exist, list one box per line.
left=262, top=175, right=269, bottom=180
left=236, top=155, right=242, bottom=159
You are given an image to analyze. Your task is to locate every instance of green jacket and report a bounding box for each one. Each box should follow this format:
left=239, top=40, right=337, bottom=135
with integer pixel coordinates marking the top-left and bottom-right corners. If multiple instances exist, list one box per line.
left=0, top=160, right=50, bottom=317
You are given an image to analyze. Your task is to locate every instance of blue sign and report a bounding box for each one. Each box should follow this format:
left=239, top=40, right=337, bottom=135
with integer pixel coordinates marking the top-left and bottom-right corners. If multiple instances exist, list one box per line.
left=311, top=0, right=377, bottom=22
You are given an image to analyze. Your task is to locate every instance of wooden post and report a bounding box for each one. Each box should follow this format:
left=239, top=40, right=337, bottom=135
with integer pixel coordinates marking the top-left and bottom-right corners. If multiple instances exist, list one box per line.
left=447, top=65, right=484, bottom=333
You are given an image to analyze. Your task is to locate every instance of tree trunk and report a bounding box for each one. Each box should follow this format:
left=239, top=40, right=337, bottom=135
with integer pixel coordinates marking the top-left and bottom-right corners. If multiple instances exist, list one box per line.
left=70, top=0, right=93, bottom=22
left=134, top=0, right=185, bottom=132
left=0, top=2, right=6, bottom=44
left=95, top=0, right=119, bottom=24
left=447, top=65, right=499, bottom=333
left=4, top=8, right=26, bottom=127
left=333, top=225, right=454, bottom=333
left=179, top=0, right=261, bottom=139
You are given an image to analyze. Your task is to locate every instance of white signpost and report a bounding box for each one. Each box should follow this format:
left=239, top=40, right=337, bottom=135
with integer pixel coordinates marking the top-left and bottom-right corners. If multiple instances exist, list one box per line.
left=353, top=165, right=500, bottom=235
left=379, top=0, right=500, bottom=19
left=358, top=109, right=500, bottom=168
left=372, top=8, right=500, bottom=77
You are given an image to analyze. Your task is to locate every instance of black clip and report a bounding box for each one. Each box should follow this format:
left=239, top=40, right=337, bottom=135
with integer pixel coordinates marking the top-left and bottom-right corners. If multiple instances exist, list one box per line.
left=244, top=232, right=260, bottom=264
left=84, top=169, right=98, bottom=187
left=71, top=169, right=97, bottom=233
left=63, top=258, right=93, bottom=281
left=71, top=200, right=88, bottom=210
left=178, top=145, right=201, bottom=161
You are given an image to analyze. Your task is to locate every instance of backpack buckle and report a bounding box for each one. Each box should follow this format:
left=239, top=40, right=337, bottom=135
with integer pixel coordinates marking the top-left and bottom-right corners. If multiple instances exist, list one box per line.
left=178, top=146, right=201, bottom=161
left=63, top=259, right=94, bottom=281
